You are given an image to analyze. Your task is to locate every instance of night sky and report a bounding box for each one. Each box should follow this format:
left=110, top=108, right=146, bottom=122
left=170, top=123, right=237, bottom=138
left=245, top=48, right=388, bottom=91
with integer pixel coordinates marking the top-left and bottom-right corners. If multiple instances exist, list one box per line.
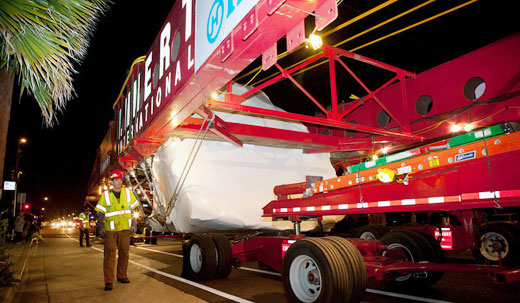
left=1, top=0, right=518, bottom=220
left=2, top=1, right=174, bottom=219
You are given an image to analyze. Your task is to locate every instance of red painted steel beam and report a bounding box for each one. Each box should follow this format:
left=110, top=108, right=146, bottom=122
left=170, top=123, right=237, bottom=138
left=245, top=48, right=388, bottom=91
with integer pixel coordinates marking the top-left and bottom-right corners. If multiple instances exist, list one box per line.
left=178, top=117, right=347, bottom=147
left=210, top=115, right=244, bottom=147
left=239, top=53, right=325, bottom=100
left=326, top=45, right=414, bottom=77
left=365, top=260, right=520, bottom=282
left=339, top=34, right=520, bottom=141
left=208, top=100, right=423, bottom=139
left=273, top=182, right=307, bottom=196
left=334, top=55, right=408, bottom=131
left=195, top=107, right=243, bottom=147
left=340, top=75, right=400, bottom=119
left=275, top=63, right=330, bottom=117
left=262, top=149, right=520, bottom=218
left=305, top=143, right=374, bottom=153
left=327, top=50, right=339, bottom=119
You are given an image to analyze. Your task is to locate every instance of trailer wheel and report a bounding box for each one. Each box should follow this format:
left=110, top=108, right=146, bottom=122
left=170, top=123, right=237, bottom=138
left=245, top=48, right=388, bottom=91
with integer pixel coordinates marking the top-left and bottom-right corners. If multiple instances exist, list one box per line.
left=355, top=224, right=389, bottom=240
left=183, top=234, right=217, bottom=280
left=477, top=223, right=520, bottom=266
left=325, top=237, right=367, bottom=303
left=282, top=238, right=349, bottom=303
left=407, top=230, right=445, bottom=285
left=381, top=230, right=425, bottom=287
left=211, top=234, right=233, bottom=279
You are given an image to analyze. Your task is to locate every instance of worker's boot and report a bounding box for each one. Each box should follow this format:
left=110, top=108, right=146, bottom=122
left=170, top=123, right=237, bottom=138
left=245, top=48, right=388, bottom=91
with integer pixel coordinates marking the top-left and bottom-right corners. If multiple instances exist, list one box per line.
left=117, top=278, right=130, bottom=283
left=104, top=283, right=113, bottom=291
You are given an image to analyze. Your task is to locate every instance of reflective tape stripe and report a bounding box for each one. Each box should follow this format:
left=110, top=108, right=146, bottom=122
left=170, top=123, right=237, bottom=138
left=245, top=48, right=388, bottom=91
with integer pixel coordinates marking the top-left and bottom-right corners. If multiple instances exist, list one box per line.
left=128, top=219, right=132, bottom=228
left=479, top=191, right=500, bottom=199
left=95, top=204, right=106, bottom=213
left=104, top=191, right=111, bottom=206
left=106, top=211, right=120, bottom=217
left=106, top=210, right=132, bottom=217
left=130, top=201, right=139, bottom=209
left=125, top=188, right=132, bottom=203
left=109, top=221, right=115, bottom=230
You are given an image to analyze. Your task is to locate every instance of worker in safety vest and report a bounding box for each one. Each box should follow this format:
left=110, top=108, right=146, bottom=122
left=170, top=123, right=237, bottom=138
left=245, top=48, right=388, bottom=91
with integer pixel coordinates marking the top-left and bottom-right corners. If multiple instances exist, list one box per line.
left=95, top=169, right=140, bottom=291
left=78, top=208, right=91, bottom=247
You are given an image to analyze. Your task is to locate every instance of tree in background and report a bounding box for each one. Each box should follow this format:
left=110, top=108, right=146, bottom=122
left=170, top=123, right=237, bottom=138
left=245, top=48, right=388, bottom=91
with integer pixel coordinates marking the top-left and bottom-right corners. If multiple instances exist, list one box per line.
left=0, top=0, right=109, bottom=187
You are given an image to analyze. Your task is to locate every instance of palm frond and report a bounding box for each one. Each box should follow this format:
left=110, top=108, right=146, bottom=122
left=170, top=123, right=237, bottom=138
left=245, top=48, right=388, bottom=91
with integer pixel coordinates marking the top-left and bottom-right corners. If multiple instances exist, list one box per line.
left=0, top=0, right=110, bottom=126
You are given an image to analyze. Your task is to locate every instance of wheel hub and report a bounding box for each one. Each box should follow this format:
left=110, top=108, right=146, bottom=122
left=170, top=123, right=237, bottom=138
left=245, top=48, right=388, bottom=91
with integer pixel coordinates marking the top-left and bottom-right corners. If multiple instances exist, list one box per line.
left=481, top=231, right=509, bottom=261
left=307, top=270, right=319, bottom=284
left=491, top=240, right=504, bottom=252
left=289, top=255, right=322, bottom=302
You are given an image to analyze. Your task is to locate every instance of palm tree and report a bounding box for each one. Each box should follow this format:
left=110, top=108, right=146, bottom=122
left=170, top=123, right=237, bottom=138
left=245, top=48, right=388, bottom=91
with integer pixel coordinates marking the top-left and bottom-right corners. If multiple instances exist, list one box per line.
left=0, top=0, right=109, bottom=186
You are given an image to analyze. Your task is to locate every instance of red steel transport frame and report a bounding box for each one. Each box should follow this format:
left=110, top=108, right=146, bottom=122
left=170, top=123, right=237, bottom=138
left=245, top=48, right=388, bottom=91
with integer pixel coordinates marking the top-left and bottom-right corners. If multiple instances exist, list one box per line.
left=87, top=1, right=520, bottom=302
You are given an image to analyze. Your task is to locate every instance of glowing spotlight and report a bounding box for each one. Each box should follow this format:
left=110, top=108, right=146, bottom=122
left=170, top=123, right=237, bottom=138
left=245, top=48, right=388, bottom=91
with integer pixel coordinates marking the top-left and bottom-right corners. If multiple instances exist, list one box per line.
left=372, top=154, right=379, bottom=161
left=211, top=92, right=219, bottom=100
left=307, top=34, right=323, bottom=50
left=464, top=124, right=474, bottom=132
left=380, top=147, right=389, bottom=155
left=450, top=124, right=462, bottom=133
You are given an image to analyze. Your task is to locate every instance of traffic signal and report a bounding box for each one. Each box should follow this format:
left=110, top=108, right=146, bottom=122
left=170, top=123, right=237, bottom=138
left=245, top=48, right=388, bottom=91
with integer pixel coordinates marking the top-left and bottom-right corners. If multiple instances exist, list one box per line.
left=24, top=203, right=30, bottom=210
left=10, top=169, right=15, bottom=181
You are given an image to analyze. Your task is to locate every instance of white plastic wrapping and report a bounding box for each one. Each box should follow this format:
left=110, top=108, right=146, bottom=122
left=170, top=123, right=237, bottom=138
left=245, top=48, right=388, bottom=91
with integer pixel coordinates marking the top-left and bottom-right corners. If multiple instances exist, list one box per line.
left=151, top=87, right=338, bottom=233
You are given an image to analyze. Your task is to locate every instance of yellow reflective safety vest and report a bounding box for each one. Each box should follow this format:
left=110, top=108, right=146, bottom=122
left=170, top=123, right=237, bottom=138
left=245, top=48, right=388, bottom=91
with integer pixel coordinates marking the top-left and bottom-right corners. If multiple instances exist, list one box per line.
left=78, top=212, right=90, bottom=229
left=94, top=186, right=139, bottom=231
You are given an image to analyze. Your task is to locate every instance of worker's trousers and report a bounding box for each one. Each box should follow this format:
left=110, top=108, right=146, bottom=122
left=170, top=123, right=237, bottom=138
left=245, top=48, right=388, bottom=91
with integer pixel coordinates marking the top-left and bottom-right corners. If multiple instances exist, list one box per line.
left=79, top=228, right=90, bottom=246
left=104, top=230, right=131, bottom=284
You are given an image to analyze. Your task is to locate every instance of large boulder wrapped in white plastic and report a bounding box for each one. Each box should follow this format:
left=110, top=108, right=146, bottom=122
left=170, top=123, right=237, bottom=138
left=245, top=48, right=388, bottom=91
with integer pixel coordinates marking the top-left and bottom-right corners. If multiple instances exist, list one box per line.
left=151, top=87, right=338, bottom=233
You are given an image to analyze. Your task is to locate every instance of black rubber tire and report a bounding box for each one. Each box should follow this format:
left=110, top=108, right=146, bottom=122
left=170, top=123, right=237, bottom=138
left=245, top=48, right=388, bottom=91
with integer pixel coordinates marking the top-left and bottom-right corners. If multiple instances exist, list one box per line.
left=380, top=230, right=425, bottom=287
left=211, top=234, right=233, bottom=279
left=374, top=224, right=390, bottom=237
left=409, top=230, right=446, bottom=264
left=355, top=224, right=388, bottom=240
left=476, top=223, right=520, bottom=266
left=183, top=234, right=217, bottom=281
left=405, top=230, right=445, bottom=286
left=282, top=238, right=349, bottom=303
left=324, top=237, right=367, bottom=303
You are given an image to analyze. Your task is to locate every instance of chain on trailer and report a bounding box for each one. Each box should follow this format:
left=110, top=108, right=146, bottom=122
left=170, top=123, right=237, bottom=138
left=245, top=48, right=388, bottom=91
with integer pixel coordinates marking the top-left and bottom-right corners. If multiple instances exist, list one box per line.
left=165, top=78, right=216, bottom=218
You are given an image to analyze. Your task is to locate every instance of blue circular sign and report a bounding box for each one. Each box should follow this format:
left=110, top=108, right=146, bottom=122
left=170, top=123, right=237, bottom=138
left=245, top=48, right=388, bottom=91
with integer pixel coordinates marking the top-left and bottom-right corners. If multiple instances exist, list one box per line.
left=206, top=0, right=224, bottom=44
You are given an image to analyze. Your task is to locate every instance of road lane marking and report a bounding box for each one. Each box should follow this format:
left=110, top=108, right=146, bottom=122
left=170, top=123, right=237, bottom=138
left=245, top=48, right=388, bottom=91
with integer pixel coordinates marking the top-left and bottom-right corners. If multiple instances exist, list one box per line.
left=134, top=246, right=183, bottom=257
left=131, top=245, right=282, bottom=277
left=238, top=267, right=281, bottom=277
left=75, top=236, right=455, bottom=303
left=126, top=260, right=254, bottom=303
left=66, top=235, right=253, bottom=303
left=366, top=289, right=454, bottom=303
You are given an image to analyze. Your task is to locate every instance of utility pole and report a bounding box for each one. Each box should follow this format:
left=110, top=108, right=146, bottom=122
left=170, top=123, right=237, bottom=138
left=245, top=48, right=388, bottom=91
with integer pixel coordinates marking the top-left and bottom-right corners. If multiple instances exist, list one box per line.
left=12, top=138, right=27, bottom=218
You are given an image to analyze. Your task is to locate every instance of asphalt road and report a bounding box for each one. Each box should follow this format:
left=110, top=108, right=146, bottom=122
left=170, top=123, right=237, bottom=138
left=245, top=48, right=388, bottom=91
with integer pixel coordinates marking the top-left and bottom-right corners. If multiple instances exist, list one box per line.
left=32, top=228, right=520, bottom=303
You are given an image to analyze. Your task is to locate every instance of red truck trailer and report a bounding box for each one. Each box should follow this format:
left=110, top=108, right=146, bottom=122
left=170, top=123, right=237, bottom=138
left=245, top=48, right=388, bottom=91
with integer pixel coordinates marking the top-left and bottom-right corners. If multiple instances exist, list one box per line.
left=85, top=1, right=520, bottom=302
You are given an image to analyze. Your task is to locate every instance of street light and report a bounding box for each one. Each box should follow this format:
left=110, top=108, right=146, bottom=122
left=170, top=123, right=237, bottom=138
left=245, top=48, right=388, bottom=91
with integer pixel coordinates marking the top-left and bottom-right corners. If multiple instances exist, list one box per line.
left=41, top=208, right=45, bottom=211
left=44, top=197, right=48, bottom=201
left=12, top=137, right=28, bottom=218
